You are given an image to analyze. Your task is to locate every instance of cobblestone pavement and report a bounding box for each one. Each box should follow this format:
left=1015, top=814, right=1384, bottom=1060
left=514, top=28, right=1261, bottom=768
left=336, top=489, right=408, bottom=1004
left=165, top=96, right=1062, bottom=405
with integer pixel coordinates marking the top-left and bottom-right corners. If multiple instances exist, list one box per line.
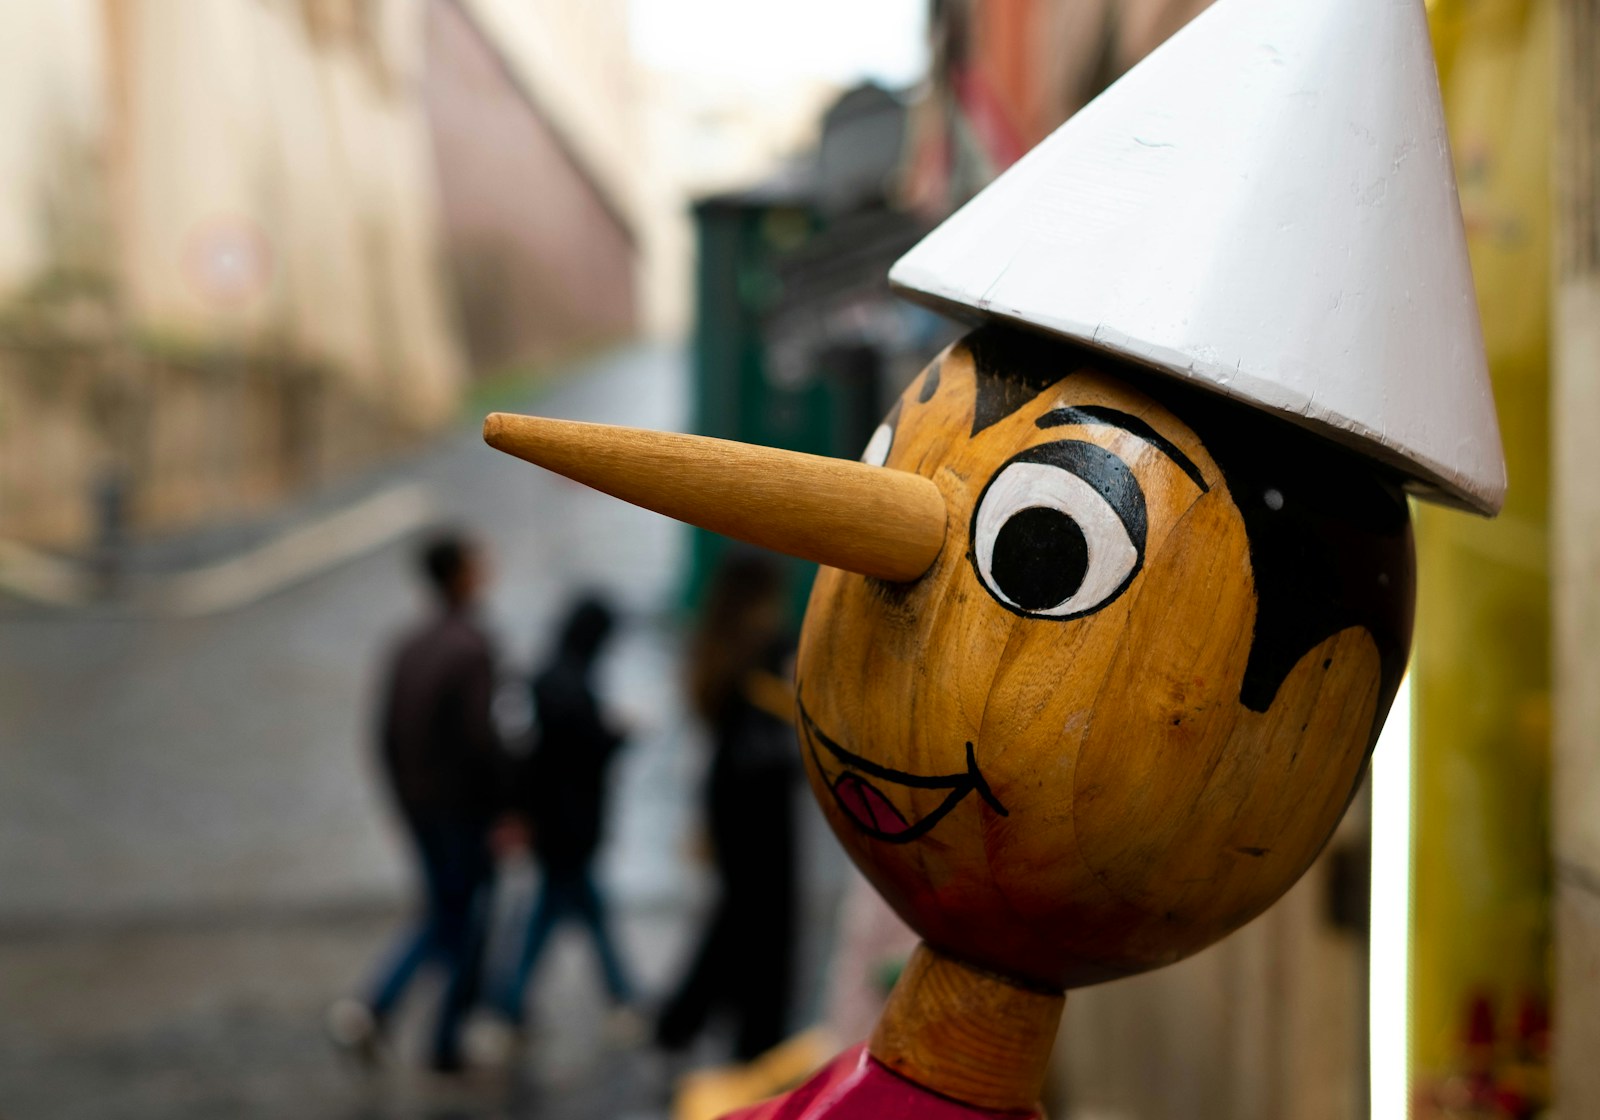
left=0, top=343, right=847, bottom=1118
left=0, top=906, right=696, bottom=1119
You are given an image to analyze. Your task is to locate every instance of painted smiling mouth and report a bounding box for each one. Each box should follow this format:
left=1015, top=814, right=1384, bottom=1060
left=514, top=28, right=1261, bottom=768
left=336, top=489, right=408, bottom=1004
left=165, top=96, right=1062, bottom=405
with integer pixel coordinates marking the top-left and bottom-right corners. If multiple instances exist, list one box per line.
left=796, top=692, right=1007, bottom=844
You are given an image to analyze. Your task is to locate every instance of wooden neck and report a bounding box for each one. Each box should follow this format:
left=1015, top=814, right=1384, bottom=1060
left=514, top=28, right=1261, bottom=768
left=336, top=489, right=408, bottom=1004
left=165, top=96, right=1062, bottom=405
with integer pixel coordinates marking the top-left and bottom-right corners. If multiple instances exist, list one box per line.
left=868, top=942, right=1065, bottom=1113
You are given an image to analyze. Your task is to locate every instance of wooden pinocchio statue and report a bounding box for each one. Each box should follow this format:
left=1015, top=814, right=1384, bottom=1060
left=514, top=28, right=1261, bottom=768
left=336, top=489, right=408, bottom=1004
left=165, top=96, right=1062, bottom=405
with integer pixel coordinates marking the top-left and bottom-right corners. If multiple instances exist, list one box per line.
left=484, top=0, right=1505, bottom=1113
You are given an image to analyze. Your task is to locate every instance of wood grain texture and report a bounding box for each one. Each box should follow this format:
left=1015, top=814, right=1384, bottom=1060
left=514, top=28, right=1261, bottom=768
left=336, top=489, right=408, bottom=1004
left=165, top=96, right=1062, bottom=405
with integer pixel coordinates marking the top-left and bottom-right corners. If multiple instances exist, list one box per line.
left=744, top=669, right=797, bottom=725
left=869, top=943, right=1062, bottom=1113
left=795, top=340, right=1410, bottom=990
left=1051, top=813, right=1371, bottom=1119
left=483, top=413, right=946, bottom=582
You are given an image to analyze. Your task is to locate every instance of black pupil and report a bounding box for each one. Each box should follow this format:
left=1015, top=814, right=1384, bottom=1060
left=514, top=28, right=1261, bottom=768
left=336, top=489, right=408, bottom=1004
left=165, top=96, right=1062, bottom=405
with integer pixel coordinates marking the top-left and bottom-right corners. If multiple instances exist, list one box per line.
left=992, top=507, right=1089, bottom=611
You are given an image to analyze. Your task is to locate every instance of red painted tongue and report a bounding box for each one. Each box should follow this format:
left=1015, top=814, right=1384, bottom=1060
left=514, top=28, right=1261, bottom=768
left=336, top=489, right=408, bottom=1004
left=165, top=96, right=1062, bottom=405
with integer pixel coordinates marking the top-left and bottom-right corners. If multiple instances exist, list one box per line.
left=833, top=771, right=912, bottom=836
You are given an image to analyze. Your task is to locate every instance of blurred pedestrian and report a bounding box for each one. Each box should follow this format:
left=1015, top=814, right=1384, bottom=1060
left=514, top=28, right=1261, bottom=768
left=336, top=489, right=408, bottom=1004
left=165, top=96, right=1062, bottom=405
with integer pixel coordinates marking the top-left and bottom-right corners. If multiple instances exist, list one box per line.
left=494, top=595, right=637, bottom=1030
left=656, top=553, right=799, bottom=1062
left=329, top=530, right=508, bottom=1073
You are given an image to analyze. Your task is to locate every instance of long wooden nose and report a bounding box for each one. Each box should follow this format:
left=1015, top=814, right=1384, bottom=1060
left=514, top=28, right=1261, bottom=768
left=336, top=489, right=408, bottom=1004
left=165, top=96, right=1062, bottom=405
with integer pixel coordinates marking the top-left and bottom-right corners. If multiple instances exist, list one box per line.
left=483, top=413, right=946, bottom=582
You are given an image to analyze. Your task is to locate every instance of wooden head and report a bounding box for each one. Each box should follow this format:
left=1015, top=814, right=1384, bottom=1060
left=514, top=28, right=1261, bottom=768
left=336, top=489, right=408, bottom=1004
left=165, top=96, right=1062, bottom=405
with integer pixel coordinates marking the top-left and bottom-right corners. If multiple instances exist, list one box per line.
left=795, top=327, right=1414, bottom=989
left=483, top=324, right=1414, bottom=994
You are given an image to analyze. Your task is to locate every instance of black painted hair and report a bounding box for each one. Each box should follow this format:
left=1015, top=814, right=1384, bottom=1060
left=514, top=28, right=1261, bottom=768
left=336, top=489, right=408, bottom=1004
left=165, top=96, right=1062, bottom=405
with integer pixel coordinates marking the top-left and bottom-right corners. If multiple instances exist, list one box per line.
left=418, top=530, right=475, bottom=602
left=966, top=326, right=1072, bottom=436
left=960, top=325, right=1415, bottom=740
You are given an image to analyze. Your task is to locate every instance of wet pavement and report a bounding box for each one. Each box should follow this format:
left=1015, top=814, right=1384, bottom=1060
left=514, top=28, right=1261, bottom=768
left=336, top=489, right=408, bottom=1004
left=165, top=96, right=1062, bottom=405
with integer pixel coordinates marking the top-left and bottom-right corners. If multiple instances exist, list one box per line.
left=0, top=343, right=846, bottom=1118
left=0, top=907, right=691, bottom=1118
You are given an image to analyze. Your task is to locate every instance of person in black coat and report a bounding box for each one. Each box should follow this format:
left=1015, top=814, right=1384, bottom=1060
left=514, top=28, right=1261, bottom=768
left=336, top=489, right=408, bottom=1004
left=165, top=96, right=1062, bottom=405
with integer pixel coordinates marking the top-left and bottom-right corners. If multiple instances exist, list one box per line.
left=495, top=596, right=636, bottom=1026
left=331, top=531, right=508, bottom=1073
left=656, top=554, right=800, bottom=1062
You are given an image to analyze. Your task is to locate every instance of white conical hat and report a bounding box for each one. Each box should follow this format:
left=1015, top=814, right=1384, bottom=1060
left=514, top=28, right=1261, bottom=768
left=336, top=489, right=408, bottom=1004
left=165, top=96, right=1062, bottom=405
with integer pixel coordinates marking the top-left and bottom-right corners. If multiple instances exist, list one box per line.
left=891, top=0, right=1505, bottom=515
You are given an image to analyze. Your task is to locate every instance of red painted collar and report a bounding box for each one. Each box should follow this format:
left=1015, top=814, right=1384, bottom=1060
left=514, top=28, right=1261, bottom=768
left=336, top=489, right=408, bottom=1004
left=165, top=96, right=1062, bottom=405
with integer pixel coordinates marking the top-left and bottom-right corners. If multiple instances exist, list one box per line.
left=723, top=1044, right=1042, bottom=1120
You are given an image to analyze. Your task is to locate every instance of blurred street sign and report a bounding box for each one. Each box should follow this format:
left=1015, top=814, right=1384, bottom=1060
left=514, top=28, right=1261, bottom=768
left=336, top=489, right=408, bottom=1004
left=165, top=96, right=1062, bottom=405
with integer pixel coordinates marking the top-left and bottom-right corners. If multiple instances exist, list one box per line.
left=183, top=217, right=272, bottom=308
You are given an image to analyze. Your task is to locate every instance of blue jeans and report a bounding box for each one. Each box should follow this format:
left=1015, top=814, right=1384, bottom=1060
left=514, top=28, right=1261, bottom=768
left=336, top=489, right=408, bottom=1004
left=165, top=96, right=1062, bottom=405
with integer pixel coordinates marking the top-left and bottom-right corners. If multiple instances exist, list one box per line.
left=497, top=865, right=634, bottom=1024
left=367, top=818, right=492, bottom=1067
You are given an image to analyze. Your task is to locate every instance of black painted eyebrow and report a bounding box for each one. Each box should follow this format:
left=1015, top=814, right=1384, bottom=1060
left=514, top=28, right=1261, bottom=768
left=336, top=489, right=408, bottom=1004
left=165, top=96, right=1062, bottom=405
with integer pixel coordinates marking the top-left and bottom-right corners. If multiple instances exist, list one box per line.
left=1036, top=405, right=1209, bottom=493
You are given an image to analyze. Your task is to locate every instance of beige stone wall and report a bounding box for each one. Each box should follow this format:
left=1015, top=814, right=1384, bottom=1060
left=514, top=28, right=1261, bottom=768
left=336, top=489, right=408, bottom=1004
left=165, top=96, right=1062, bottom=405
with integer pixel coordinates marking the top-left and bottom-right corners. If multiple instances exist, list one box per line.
left=423, top=0, right=638, bottom=373
left=108, top=0, right=462, bottom=425
left=453, top=0, right=689, bottom=338
left=0, top=1, right=107, bottom=297
left=0, top=0, right=465, bottom=548
left=0, top=336, right=421, bottom=547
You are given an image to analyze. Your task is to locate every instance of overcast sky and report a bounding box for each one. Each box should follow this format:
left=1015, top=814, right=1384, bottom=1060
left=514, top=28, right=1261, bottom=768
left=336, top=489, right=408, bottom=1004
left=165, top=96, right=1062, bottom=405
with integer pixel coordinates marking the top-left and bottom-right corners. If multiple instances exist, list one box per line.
left=628, top=0, right=928, bottom=88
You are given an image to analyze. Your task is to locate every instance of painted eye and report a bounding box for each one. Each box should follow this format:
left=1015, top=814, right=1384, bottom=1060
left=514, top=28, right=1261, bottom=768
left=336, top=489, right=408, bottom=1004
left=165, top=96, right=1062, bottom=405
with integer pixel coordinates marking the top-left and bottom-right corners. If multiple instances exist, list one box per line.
left=861, top=422, right=894, bottom=467
left=970, top=441, right=1147, bottom=619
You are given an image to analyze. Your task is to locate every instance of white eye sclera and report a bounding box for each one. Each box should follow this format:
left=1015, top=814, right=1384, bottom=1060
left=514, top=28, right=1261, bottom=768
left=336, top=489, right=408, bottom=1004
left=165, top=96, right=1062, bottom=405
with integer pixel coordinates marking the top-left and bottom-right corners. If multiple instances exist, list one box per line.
left=971, top=450, right=1144, bottom=619
left=861, top=422, right=894, bottom=468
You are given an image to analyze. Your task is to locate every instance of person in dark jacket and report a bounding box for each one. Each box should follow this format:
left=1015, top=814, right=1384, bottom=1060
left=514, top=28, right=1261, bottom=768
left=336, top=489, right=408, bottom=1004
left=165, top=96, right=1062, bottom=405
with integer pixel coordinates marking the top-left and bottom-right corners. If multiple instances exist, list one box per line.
left=656, top=553, right=800, bottom=1062
left=495, top=595, right=636, bottom=1026
left=330, top=531, right=507, bottom=1073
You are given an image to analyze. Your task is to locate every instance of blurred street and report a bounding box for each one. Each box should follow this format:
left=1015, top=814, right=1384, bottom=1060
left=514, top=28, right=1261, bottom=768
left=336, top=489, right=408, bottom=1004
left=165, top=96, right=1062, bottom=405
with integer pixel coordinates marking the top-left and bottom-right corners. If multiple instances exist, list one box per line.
left=0, top=343, right=843, bottom=1119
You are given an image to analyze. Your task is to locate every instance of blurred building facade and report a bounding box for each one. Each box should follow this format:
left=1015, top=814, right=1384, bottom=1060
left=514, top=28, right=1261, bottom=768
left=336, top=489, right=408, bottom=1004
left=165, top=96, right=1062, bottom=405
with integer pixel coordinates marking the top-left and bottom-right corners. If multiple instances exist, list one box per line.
left=424, top=0, right=644, bottom=374
left=0, top=1, right=462, bottom=549
left=0, top=0, right=648, bottom=553
left=902, top=0, right=1212, bottom=214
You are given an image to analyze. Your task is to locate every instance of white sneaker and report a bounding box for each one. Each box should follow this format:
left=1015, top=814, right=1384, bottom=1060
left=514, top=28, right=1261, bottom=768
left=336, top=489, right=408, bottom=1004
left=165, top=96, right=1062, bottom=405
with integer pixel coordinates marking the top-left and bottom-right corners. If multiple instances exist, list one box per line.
left=465, top=1016, right=525, bottom=1067
left=325, top=997, right=383, bottom=1071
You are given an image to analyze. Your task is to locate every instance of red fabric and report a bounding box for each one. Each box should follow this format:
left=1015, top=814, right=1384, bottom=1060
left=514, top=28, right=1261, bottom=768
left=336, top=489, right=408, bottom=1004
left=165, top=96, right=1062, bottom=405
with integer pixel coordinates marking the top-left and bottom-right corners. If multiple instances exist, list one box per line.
left=723, top=1044, right=1040, bottom=1120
